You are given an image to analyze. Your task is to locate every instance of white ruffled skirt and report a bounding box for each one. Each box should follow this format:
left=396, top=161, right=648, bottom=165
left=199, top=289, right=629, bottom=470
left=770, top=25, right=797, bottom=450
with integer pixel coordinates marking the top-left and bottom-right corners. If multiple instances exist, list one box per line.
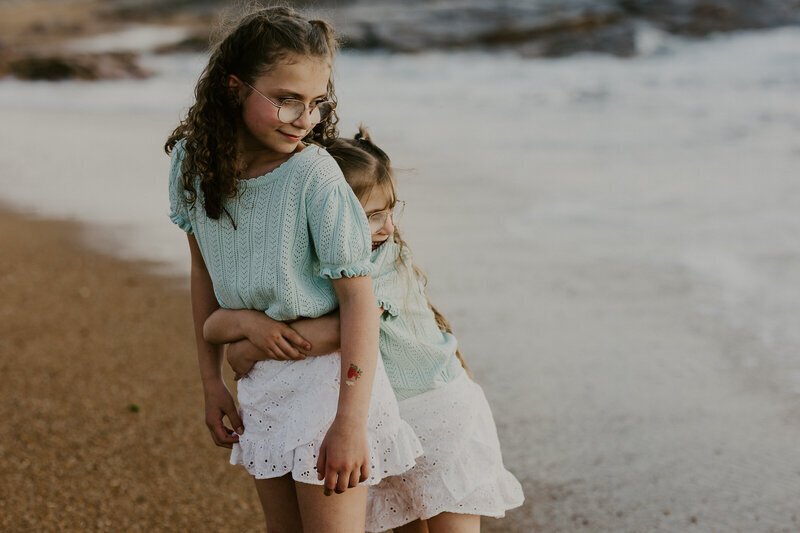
left=230, top=352, right=422, bottom=485
left=366, top=373, right=525, bottom=532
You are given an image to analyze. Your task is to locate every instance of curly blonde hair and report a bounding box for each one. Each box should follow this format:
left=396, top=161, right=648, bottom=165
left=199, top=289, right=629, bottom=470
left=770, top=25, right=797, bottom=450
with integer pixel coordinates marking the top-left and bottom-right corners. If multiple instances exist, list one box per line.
left=165, top=6, right=339, bottom=222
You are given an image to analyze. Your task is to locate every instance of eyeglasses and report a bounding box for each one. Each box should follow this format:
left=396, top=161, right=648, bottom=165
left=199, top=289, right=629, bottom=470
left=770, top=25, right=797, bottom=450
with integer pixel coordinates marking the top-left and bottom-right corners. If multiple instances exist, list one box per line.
left=368, top=201, right=405, bottom=232
left=245, top=82, right=335, bottom=124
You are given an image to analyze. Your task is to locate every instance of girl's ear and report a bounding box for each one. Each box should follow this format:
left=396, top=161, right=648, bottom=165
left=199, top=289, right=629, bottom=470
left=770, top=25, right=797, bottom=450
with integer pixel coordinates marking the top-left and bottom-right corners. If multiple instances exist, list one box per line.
left=228, top=75, right=244, bottom=104
left=228, top=74, right=243, bottom=90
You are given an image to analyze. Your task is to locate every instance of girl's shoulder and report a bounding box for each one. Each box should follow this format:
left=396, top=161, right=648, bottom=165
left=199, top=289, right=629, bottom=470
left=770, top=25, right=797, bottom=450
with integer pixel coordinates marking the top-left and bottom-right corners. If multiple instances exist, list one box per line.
left=292, top=144, right=348, bottom=194
left=168, top=138, right=189, bottom=186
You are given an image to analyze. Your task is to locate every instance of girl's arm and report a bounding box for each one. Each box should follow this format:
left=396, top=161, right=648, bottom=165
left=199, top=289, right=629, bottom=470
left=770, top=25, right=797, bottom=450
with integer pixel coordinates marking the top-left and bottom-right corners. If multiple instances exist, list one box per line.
left=316, top=275, right=380, bottom=494
left=287, top=312, right=342, bottom=356
left=204, top=309, right=312, bottom=360
left=187, top=234, right=244, bottom=448
left=207, top=310, right=342, bottom=379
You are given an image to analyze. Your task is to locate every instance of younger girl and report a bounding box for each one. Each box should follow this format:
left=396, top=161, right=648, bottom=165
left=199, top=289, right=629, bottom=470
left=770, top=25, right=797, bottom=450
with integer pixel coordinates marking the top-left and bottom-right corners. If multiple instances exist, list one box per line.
left=166, top=8, right=420, bottom=533
left=205, top=128, right=525, bottom=532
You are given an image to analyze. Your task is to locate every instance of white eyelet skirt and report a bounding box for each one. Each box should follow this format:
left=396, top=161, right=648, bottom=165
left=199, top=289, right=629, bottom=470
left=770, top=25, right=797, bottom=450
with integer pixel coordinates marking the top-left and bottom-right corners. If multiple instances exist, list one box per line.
left=366, top=373, right=525, bottom=532
left=230, top=352, right=423, bottom=485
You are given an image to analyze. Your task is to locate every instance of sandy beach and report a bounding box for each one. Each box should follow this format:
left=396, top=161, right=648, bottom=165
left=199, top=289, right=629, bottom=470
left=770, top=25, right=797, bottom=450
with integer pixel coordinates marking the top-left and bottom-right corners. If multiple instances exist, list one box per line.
left=0, top=207, right=267, bottom=531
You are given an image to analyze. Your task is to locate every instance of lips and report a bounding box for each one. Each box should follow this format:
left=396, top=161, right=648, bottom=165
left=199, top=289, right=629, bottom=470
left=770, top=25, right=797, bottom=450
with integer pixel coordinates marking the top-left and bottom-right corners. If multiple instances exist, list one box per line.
left=279, top=131, right=304, bottom=142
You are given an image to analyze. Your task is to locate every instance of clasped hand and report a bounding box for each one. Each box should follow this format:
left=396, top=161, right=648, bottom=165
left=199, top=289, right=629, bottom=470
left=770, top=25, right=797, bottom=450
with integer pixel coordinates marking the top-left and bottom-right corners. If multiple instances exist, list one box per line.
left=220, top=312, right=311, bottom=379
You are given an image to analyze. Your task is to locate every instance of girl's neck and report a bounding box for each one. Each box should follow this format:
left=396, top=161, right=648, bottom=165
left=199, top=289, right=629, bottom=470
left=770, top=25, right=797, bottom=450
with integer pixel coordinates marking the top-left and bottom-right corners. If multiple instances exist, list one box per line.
left=239, top=145, right=305, bottom=179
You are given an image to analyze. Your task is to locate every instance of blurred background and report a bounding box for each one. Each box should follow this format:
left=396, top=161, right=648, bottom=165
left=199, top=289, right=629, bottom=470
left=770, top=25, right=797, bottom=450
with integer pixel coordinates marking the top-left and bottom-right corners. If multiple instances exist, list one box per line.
left=1, top=1, right=800, bottom=531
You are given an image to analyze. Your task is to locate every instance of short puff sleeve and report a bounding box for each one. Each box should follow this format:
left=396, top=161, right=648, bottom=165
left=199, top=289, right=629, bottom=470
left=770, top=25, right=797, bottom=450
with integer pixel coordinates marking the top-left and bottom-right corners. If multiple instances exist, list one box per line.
left=306, top=155, right=373, bottom=279
left=168, top=141, right=194, bottom=234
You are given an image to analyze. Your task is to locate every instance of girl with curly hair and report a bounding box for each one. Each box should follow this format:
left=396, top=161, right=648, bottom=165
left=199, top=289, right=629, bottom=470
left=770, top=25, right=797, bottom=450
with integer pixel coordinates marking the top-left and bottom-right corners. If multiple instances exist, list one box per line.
left=166, top=7, right=421, bottom=532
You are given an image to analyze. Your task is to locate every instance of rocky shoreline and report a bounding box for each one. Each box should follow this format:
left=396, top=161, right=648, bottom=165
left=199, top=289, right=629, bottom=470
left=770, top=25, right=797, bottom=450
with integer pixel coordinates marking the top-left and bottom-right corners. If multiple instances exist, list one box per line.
left=1, top=0, right=799, bottom=80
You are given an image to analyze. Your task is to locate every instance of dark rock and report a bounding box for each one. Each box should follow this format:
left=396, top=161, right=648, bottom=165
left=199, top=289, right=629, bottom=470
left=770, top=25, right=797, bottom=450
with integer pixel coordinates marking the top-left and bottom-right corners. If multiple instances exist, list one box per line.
left=6, top=52, right=152, bottom=81
left=153, top=33, right=211, bottom=54
left=28, top=19, right=85, bottom=37
left=332, top=2, right=637, bottom=57
left=526, top=21, right=638, bottom=58
left=5, top=0, right=799, bottom=72
left=330, top=0, right=800, bottom=57
left=618, top=0, right=800, bottom=36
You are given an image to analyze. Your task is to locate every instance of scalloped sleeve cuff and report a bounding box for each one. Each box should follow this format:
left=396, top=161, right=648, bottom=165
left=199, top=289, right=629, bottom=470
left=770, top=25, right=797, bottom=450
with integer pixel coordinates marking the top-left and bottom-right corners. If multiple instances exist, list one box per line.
left=169, top=211, right=194, bottom=234
left=376, top=296, right=399, bottom=318
left=319, top=260, right=374, bottom=280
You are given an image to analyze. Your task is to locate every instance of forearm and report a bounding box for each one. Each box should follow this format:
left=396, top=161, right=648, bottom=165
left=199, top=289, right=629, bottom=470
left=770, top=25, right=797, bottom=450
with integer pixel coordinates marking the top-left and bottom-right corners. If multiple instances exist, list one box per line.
left=204, top=308, right=261, bottom=345
left=188, top=236, right=224, bottom=385
left=289, top=312, right=341, bottom=356
left=331, top=276, right=380, bottom=424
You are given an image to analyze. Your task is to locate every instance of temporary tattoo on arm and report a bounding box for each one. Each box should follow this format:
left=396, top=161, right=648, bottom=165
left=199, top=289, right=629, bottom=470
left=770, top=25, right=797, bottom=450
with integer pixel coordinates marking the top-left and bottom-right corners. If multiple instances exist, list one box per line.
left=345, top=364, right=363, bottom=387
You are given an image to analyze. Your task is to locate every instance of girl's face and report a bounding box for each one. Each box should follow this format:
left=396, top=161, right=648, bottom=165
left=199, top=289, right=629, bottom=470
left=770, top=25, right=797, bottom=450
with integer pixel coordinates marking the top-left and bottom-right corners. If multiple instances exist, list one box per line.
left=233, top=55, right=331, bottom=157
left=362, top=188, right=395, bottom=251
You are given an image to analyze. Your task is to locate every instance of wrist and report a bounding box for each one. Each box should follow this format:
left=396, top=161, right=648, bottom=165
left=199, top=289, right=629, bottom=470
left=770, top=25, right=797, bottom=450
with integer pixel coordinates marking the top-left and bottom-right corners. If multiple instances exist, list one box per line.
left=333, top=407, right=369, bottom=427
left=200, top=373, right=225, bottom=390
left=241, top=311, right=261, bottom=339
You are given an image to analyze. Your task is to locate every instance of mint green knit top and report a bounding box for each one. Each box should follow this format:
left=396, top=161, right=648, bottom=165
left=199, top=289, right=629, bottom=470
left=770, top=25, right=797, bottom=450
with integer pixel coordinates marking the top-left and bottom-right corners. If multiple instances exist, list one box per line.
left=168, top=142, right=374, bottom=320
left=371, top=239, right=466, bottom=401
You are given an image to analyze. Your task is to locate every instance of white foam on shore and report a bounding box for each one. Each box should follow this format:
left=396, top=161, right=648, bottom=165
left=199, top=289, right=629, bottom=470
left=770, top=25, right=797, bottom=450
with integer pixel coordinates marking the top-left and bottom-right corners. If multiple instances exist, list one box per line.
left=64, top=24, right=194, bottom=53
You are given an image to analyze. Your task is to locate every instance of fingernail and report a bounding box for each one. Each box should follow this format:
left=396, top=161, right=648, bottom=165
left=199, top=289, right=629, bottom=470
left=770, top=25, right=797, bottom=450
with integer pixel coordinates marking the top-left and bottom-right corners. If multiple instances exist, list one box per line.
left=236, top=426, right=244, bottom=435
left=306, top=344, right=312, bottom=350
left=324, top=488, right=332, bottom=496
left=334, top=489, right=344, bottom=494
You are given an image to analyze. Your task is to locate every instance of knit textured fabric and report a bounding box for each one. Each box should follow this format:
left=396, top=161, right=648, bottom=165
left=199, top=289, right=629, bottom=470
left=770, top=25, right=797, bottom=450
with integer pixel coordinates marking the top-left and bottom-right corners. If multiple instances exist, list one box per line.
left=371, top=239, right=466, bottom=401
left=169, top=142, right=373, bottom=320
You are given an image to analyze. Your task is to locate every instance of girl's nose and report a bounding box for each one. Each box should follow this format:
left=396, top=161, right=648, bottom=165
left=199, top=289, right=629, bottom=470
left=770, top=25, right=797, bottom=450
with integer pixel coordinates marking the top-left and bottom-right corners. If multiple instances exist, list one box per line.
left=380, top=216, right=395, bottom=235
left=292, top=108, right=315, bottom=130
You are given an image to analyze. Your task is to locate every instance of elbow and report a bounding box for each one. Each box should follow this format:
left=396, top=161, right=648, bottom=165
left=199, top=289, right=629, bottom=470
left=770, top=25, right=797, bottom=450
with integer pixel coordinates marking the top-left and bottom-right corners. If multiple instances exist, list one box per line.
left=312, top=340, right=340, bottom=357
left=202, top=319, right=218, bottom=344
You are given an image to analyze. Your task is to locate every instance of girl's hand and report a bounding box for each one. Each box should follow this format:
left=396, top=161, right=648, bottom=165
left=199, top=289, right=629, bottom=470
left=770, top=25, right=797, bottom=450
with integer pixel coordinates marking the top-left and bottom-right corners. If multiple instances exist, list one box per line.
left=243, top=313, right=311, bottom=361
left=225, top=339, right=262, bottom=380
left=202, top=378, right=244, bottom=449
left=315, top=416, right=370, bottom=495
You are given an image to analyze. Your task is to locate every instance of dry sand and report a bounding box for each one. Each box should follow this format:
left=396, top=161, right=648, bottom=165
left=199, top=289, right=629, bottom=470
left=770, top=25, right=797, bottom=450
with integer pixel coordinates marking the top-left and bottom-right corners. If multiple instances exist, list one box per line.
left=0, top=207, right=265, bottom=531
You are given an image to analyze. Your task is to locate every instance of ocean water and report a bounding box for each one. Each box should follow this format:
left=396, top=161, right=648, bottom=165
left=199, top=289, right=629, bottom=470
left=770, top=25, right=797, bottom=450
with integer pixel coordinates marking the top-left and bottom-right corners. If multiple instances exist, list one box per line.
left=2, top=24, right=800, bottom=531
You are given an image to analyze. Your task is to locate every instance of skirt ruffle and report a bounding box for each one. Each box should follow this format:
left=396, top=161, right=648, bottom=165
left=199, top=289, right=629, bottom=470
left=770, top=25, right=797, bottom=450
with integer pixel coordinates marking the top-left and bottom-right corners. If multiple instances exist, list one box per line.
left=230, top=353, right=422, bottom=485
left=366, top=374, right=524, bottom=532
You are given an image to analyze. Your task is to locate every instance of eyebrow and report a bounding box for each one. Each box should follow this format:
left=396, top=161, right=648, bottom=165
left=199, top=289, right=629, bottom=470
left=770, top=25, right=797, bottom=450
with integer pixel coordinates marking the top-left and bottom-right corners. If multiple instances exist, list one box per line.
left=366, top=205, right=391, bottom=216
left=271, top=88, right=328, bottom=100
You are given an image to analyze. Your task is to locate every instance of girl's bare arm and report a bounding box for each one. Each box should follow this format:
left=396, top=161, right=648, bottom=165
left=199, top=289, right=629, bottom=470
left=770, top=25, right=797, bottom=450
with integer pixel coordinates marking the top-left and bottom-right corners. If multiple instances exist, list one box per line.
left=288, top=312, right=342, bottom=356
left=188, top=234, right=243, bottom=448
left=203, top=308, right=312, bottom=360
left=316, top=275, right=380, bottom=494
left=205, top=308, right=345, bottom=380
